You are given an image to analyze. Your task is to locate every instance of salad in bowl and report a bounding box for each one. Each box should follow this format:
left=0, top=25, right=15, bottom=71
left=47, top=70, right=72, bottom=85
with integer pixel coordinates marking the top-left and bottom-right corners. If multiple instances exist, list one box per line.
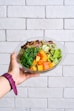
left=16, top=38, right=63, bottom=73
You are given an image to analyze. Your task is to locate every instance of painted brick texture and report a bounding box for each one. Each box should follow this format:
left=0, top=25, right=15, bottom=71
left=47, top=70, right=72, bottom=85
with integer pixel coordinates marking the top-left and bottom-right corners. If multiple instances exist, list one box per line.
left=0, top=0, right=74, bottom=111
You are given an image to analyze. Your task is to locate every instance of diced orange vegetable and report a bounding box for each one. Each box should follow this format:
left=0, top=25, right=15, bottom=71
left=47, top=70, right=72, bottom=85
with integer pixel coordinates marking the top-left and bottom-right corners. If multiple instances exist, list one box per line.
left=36, top=56, right=40, bottom=62
left=30, top=49, right=55, bottom=72
left=37, top=64, right=43, bottom=71
left=43, top=62, right=51, bottom=70
left=38, top=50, right=48, bottom=62
left=37, top=53, right=41, bottom=58
left=32, top=60, right=37, bottom=65
left=37, top=60, right=44, bottom=65
left=30, top=66, right=37, bottom=71
left=41, top=57, right=47, bottom=62
left=49, top=62, right=55, bottom=68
left=39, top=50, right=46, bottom=55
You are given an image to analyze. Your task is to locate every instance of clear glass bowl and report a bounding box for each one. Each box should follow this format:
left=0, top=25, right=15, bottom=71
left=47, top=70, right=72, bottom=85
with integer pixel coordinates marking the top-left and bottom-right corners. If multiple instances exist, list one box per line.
left=14, top=37, right=65, bottom=74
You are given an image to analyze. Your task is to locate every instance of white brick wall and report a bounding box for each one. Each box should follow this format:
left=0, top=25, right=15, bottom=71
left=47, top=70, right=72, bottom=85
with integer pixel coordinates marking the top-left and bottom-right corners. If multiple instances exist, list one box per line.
left=65, top=109, right=74, bottom=111
left=7, top=30, right=43, bottom=41
left=26, top=0, right=63, bottom=5
left=28, top=88, right=63, bottom=98
left=65, top=19, right=74, bottom=29
left=16, top=98, right=47, bottom=108
left=0, top=6, right=6, bottom=17
left=65, top=42, right=74, bottom=53
left=20, top=77, right=47, bottom=87
left=0, top=30, right=5, bottom=41
left=0, top=0, right=25, bottom=5
left=27, top=19, right=63, bottom=29
left=0, top=42, right=20, bottom=53
left=0, top=54, right=10, bottom=64
left=45, top=30, right=74, bottom=41
left=48, top=99, right=74, bottom=108
left=46, top=6, right=74, bottom=18
left=8, top=6, right=45, bottom=18
left=65, top=0, right=74, bottom=5
left=0, top=98, right=14, bottom=107
left=64, top=88, right=74, bottom=98
left=0, top=18, right=25, bottom=29
left=31, top=109, right=64, bottom=111
left=63, top=66, right=74, bottom=76
left=63, top=54, right=74, bottom=65
left=49, top=77, right=74, bottom=87
left=0, top=65, right=8, bottom=74
left=0, top=108, right=27, bottom=111
left=0, top=0, right=74, bottom=111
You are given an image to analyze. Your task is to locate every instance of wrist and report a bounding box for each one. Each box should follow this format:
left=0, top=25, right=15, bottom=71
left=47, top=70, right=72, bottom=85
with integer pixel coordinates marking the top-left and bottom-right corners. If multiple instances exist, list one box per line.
left=2, top=73, right=18, bottom=95
left=8, top=71, right=18, bottom=85
left=1, top=76, right=11, bottom=90
left=0, top=76, right=11, bottom=98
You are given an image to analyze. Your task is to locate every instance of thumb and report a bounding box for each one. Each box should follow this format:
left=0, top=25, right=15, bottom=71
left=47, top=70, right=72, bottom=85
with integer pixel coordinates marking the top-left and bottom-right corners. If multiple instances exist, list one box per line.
left=10, top=52, right=18, bottom=69
left=10, top=52, right=17, bottom=64
left=11, top=52, right=16, bottom=60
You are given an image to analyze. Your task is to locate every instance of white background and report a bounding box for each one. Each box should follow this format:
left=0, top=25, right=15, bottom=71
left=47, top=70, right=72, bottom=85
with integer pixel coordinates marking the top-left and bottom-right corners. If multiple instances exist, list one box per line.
left=0, top=0, right=74, bottom=111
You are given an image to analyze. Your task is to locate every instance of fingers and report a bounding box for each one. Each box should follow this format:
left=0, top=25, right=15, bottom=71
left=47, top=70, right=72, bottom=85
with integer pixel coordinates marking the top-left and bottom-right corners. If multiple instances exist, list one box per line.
left=30, top=73, right=40, bottom=77
left=26, top=73, right=40, bottom=79
left=20, top=68, right=40, bottom=79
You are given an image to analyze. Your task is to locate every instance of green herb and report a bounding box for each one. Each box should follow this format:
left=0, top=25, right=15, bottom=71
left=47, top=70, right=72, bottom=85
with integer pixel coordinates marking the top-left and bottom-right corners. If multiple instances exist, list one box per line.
left=20, top=47, right=40, bottom=68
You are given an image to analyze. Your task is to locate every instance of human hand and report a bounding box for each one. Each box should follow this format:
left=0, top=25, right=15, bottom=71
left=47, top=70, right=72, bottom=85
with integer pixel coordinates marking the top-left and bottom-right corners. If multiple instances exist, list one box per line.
left=8, top=52, right=40, bottom=85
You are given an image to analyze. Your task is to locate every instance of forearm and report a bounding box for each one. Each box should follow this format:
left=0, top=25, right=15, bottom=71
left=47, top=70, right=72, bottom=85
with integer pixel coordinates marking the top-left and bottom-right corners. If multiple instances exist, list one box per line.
left=0, top=76, right=11, bottom=98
